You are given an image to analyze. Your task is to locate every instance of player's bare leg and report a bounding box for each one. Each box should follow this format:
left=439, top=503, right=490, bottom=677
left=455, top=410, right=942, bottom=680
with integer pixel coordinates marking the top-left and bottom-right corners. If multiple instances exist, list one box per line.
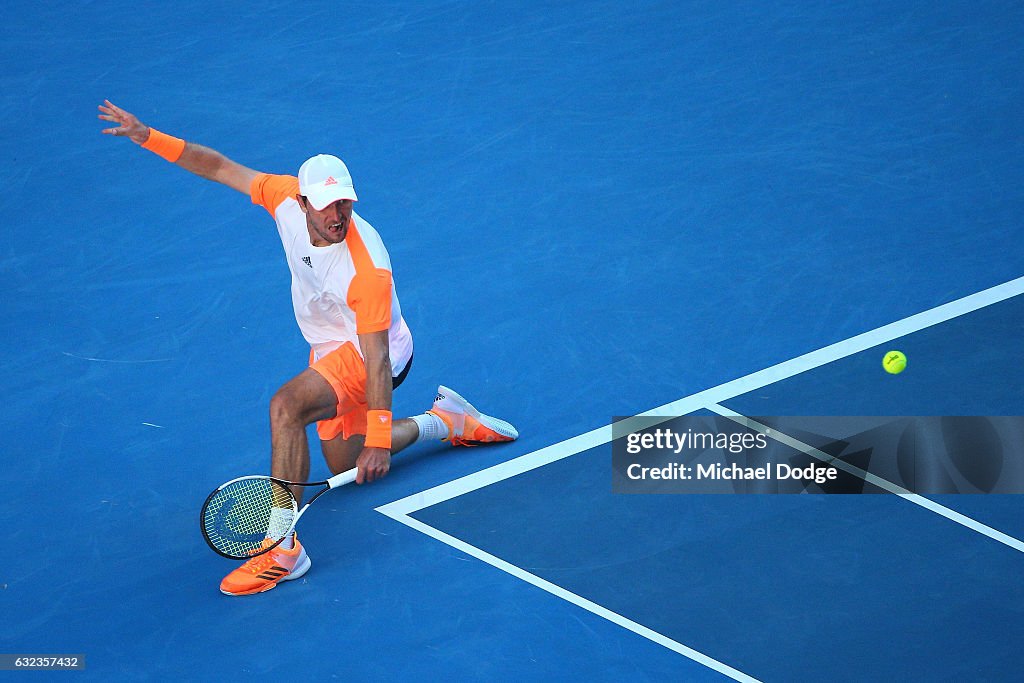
left=268, top=368, right=339, bottom=503
left=321, top=419, right=419, bottom=475
left=222, top=369, right=338, bottom=596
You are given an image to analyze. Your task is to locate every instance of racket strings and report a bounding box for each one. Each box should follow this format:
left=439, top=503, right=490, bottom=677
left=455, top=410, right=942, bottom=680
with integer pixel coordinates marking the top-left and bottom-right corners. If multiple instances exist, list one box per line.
left=201, top=478, right=297, bottom=559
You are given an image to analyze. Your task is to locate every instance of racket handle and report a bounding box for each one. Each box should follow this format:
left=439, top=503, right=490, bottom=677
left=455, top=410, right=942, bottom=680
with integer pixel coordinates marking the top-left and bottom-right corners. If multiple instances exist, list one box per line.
left=325, top=444, right=405, bottom=488
left=326, top=467, right=358, bottom=489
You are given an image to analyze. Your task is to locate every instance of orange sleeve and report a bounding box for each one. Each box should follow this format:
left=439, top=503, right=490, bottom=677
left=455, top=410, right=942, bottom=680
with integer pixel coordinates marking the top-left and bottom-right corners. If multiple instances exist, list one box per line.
left=250, top=173, right=300, bottom=216
left=347, top=269, right=393, bottom=334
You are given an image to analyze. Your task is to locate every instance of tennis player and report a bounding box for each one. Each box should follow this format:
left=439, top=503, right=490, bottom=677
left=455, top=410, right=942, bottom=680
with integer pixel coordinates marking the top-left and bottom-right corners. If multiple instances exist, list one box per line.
left=98, top=100, right=518, bottom=596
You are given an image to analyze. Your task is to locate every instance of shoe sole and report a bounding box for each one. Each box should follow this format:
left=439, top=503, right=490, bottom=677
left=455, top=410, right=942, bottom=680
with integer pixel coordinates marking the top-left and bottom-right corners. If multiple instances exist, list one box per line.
left=220, top=553, right=312, bottom=596
left=437, top=385, right=519, bottom=440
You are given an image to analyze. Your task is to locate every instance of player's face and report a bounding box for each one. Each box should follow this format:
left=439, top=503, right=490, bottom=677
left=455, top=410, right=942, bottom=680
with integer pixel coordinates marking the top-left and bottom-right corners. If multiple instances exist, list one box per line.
left=300, top=197, right=353, bottom=246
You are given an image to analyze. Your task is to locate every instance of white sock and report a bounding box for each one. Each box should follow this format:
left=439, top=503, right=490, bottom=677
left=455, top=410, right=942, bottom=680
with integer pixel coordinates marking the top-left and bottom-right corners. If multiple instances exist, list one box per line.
left=278, top=532, right=295, bottom=550
left=268, top=507, right=293, bottom=546
left=411, top=412, right=449, bottom=442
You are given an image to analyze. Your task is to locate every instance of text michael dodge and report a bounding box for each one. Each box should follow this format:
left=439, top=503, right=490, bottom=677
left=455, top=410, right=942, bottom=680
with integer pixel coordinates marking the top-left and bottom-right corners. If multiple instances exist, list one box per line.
left=625, top=462, right=839, bottom=485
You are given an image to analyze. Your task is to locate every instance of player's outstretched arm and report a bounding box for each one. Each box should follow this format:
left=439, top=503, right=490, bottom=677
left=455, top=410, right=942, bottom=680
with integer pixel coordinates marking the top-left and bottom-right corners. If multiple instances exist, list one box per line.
left=98, top=100, right=259, bottom=195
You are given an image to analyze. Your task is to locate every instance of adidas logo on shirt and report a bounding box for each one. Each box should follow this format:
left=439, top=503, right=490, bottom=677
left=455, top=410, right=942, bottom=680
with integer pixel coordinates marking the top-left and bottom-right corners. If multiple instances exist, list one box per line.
left=302, top=256, right=312, bottom=268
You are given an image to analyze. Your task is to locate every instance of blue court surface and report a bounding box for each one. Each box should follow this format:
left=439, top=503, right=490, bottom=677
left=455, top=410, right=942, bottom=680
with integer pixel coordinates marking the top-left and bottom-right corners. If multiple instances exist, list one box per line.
left=3, top=1, right=1023, bottom=680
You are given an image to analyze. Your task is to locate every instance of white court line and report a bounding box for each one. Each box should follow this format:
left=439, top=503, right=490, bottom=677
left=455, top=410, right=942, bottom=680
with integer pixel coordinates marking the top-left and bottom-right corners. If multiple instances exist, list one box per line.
left=377, top=274, right=1024, bottom=679
left=706, top=404, right=1024, bottom=553
left=381, top=275, right=1024, bottom=515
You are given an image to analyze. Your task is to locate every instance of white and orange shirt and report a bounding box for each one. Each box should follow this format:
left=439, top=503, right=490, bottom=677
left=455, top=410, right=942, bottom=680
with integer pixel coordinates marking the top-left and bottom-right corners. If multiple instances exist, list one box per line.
left=250, top=173, right=413, bottom=372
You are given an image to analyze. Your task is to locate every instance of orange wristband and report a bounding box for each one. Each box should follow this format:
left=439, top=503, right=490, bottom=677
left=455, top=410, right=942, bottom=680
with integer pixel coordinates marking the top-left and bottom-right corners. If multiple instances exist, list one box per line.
left=365, top=410, right=393, bottom=449
left=141, top=128, right=186, bottom=163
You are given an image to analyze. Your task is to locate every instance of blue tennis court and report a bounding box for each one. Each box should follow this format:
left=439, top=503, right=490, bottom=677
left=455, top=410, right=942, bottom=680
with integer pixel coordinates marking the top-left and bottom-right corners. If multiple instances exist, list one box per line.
left=3, top=1, right=1023, bottom=680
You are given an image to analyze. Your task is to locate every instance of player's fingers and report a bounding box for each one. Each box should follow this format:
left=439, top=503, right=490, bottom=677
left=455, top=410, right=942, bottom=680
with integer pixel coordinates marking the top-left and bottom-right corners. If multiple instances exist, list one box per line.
left=356, top=466, right=366, bottom=485
left=102, top=127, right=124, bottom=135
left=98, top=109, right=128, bottom=127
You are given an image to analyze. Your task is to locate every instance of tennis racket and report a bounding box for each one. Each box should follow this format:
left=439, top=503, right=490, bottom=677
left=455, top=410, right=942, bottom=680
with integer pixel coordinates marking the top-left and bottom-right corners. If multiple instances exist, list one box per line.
left=200, top=467, right=357, bottom=560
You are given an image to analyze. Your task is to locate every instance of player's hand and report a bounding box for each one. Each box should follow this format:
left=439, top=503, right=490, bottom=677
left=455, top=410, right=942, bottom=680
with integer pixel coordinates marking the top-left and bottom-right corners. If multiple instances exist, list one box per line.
left=97, top=100, right=150, bottom=144
left=356, top=447, right=391, bottom=484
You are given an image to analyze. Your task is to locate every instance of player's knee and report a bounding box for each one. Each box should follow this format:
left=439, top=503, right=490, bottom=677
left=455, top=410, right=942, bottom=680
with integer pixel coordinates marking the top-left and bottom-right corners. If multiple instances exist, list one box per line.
left=325, top=457, right=351, bottom=476
left=269, top=388, right=304, bottom=428
left=323, top=436, right=363, bottom=475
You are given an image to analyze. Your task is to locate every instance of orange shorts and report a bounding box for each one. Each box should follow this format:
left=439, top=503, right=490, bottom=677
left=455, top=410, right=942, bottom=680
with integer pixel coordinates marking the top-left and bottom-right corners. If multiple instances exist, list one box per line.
left=308, top=343, right=412, bottom=442
left=309, top=342, right=369, bottom=442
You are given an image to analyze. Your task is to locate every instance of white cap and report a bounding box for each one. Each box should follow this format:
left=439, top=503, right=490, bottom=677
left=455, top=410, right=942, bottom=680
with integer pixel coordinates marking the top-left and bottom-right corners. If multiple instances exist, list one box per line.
left=298, top=154, right=358, bottom=210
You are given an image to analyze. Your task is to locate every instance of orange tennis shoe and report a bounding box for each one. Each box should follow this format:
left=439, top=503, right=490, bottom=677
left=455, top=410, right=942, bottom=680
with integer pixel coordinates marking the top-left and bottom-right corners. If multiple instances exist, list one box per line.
left=427, top=385, right=519, bottom=446
left=219, top=536, right=311, bottom=596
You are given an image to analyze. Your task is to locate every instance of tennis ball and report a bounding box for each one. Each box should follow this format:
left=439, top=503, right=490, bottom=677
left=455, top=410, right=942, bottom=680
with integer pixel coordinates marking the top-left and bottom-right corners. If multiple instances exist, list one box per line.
left=883, top=350, right=907, bottom=375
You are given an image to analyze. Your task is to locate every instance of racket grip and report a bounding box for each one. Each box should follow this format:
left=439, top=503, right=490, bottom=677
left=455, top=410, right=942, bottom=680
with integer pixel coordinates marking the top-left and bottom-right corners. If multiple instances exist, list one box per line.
left=326, top=467, right=358, bottom=489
